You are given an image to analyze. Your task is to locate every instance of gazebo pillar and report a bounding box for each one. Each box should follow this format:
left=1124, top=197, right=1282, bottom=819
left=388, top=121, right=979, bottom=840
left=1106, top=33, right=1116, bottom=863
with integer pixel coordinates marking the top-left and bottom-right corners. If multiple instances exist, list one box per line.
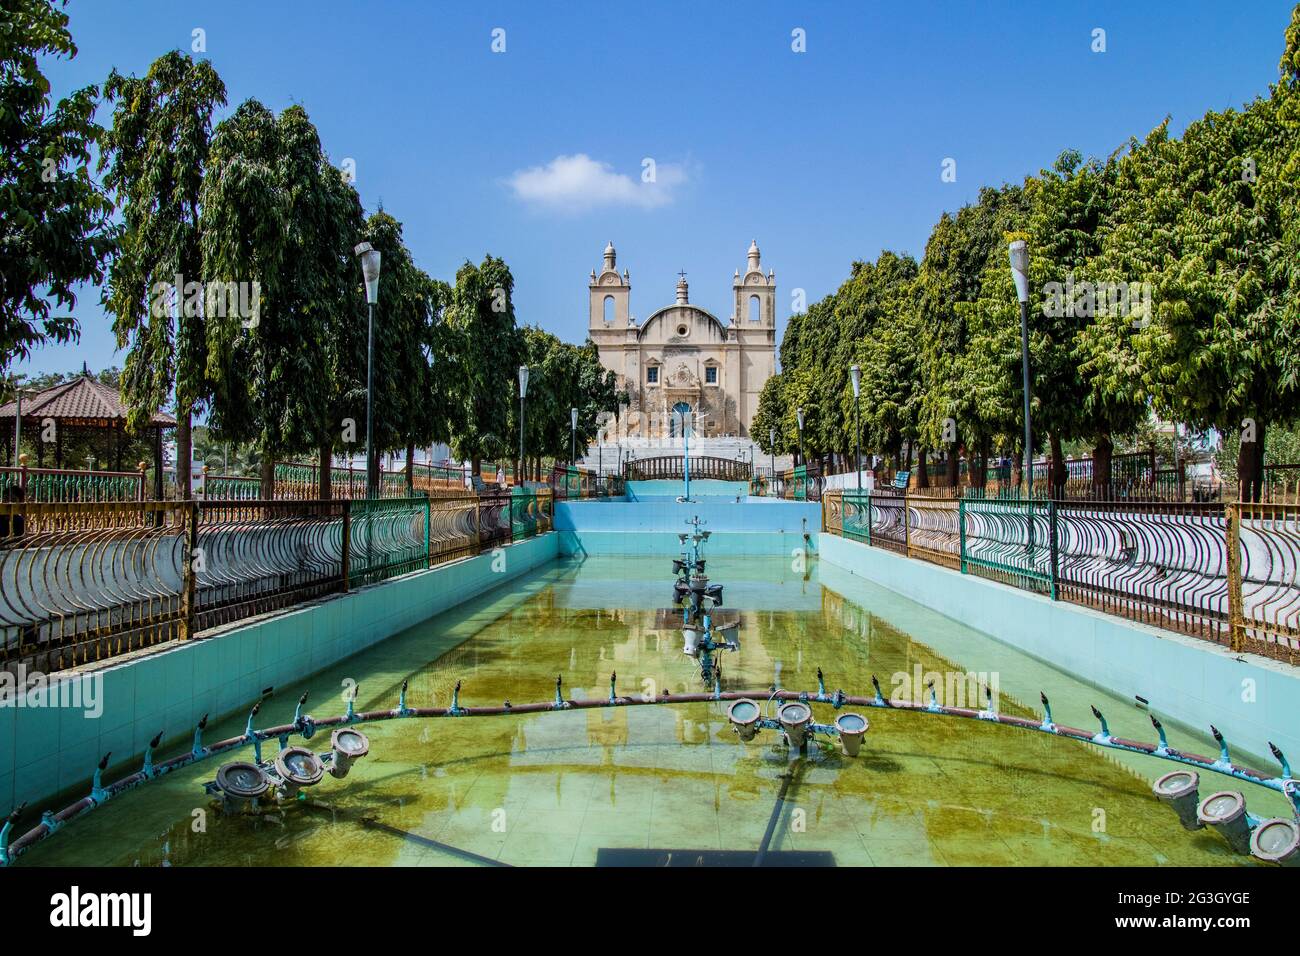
left=153, top=425, right=164, bottom=500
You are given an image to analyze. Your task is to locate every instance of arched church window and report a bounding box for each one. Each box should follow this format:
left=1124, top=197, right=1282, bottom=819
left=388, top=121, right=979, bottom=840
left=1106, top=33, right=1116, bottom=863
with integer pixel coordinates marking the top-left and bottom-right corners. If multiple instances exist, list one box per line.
left=749, top=294, right=762, bottom=322
left=603, top=295, right=615, bottom=323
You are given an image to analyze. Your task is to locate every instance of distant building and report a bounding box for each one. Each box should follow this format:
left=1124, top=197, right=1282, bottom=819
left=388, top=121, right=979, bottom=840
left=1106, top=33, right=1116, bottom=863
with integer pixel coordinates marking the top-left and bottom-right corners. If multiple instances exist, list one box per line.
left=588, top=241, right=777, bottom=439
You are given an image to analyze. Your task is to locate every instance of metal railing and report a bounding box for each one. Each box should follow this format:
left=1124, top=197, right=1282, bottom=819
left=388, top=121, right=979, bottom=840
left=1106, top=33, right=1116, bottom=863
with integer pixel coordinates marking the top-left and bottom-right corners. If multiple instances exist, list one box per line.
left=205, top=460, right=477, bottom=502
left=823, top=489, right=1299, bottom=663
left=0, top=489, right=553, bottom=675
left=549, top=466, right=624, bottom=500
left=623, top=455, right=751, bottom=482
left=0, top=464, right=146, bottom=503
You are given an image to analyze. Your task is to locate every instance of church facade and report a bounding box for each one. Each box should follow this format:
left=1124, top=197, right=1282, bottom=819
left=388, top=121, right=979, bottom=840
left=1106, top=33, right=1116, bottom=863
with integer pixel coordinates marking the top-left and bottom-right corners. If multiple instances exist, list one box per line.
left=587, top=241, right=777, bottom=439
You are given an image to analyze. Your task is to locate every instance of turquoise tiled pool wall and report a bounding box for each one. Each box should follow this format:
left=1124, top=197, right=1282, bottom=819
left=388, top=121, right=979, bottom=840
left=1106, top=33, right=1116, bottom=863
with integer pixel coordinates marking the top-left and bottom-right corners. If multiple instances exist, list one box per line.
left=554, top=498, right=822, bottom=556
left=818, top=532, right=1300, bottom=767
left=0, top=533, right=559, bottom=814
left=624, top=479, right=749, bottom=500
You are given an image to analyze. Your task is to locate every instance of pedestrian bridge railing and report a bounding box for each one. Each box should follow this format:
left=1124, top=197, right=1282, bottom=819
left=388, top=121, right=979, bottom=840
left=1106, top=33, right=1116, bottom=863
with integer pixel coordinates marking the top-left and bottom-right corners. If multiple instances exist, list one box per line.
left=623, top=455, right=751, bottom=482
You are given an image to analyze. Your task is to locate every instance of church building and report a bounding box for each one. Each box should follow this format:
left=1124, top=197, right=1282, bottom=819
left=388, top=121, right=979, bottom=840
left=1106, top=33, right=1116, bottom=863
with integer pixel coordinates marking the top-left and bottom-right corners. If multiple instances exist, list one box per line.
left=587, top=241, right=777, bottom=439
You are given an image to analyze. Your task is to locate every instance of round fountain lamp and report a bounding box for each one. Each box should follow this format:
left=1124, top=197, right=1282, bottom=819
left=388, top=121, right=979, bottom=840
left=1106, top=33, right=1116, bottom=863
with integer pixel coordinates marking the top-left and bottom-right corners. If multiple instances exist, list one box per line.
left=331, top=728, right=369, bottom=759
left=778, top=701, right=813, bottom=748
left=1152, top=769, right=1199, bottom=802
left=682, top=625, right=702, bottom=658
left=329, top=728, right=370, bottom=779
left=215, top=761, right=270, bottom=801
left=727, top=698, right=762, bottom=741
left=1250, top=818, right=1300, bottom=866
left=275, top=746, right=325, bottom=790
left=1197, top=790, right=1245, bottom=826
left=834, top=712, right=868, bottom=756
left=1151, top=769, right=1202, bottom=831
left=1197, top=790, right=1252, bottom=855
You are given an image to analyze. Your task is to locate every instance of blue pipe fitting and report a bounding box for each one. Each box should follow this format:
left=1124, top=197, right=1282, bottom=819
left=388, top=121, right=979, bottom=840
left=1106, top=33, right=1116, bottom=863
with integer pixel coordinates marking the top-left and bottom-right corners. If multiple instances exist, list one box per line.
left=89, top=753, right=111, bottom=805
left=142, top=730, right=164, bottom=779
left=1210, top=724, right=1232, bottom=771
left=1090, top=705, right=1112, bottom=744
left=191, top=714, right=209, bottom=759
left=1038, top=692, right=1056, bottom=732
left=1151, top=715, right=1170, bottom=755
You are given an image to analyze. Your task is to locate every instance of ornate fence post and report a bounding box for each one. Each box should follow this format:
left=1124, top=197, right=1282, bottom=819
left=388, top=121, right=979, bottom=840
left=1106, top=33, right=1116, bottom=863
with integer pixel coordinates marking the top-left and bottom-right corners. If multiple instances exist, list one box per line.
left=179, top=500, right=198, bottom=640
left=865, top=492, right=872, bottom=546
left=903, top=490, right=911, bottom=554
left=958, top=494, right=967, bottom=573
left=1048, top=498, right=1059, bottom=600
left=422, top=494, right=431, bottom=567
left=341, top=500, right=351, bottom=591
left=473, top=490, right=483, bottom=554
left=1225, top=500, right=1243, bottom=651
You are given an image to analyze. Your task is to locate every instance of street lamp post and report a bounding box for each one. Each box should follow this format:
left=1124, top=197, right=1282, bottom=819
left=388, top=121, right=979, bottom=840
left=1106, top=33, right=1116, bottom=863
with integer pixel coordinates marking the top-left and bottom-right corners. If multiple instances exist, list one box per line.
left=1008, top=240, right=1032, bottom=499
left=570, top=407, right=578, bottom=465
left=796, top=407, right=805, bottom=468
left=518, top=365, right=529, bottom=485
left=768, top=426, right=776, bottom=486
left=850, top=364, right=862, bottom=494
left=355, top=242, right=382, bottom=498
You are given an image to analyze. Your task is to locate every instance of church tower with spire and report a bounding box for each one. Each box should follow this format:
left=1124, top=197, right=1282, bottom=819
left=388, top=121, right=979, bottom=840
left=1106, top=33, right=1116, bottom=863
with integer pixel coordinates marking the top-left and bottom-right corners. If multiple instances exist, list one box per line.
left=586, top=240, right=777, bottom=440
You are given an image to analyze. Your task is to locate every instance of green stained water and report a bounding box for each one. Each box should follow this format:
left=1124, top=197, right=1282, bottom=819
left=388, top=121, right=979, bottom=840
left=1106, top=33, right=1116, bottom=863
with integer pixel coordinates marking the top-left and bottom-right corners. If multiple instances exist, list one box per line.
left=21, top=555, right=1289, bottom=867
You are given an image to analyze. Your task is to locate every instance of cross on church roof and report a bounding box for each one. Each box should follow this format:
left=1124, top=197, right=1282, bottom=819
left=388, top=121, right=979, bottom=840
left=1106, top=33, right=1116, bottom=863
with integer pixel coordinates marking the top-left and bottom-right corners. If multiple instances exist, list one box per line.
left=678, top=270, right=687, bottom=280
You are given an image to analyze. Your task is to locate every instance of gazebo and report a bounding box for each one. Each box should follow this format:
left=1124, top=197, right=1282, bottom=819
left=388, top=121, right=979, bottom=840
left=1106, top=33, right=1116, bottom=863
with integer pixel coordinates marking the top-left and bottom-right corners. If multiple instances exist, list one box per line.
left=0, top=371, right=176, bottom=499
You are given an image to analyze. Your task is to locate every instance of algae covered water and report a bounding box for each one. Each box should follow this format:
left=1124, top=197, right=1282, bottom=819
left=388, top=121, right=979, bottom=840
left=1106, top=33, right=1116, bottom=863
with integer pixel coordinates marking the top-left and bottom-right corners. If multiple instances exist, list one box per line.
left=22, top=555, right=1285, bottom=867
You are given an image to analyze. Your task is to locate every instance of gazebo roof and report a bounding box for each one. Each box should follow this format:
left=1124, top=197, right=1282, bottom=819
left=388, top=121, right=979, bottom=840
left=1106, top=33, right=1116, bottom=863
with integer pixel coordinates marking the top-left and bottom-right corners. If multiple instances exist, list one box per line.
left=0, top=374, right=176, bottom=428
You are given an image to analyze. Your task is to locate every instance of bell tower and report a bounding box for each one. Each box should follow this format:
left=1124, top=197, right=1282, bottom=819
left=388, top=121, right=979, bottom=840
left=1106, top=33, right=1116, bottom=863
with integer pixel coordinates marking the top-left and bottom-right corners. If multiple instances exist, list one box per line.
left=589, top=240, right=631, bottom=328
left=732, top=239, right=775, bottom=327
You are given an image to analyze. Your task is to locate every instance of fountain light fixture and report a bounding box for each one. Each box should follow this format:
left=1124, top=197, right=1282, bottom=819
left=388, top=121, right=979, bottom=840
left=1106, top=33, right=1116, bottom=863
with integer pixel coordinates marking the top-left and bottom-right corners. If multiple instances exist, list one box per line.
left=1250, top=817, right=1300, bottom=866
left=274, top=746, right=325, bottom=799
left=1151, top=770, right=1203, bottom=831
left=834, top=712, right=868, bottom=756
left=778, top=701, right=813, bottom=749
left=328, top=728, right=371, bottom=779
left=214, top=762, right=271, bottom=810
left=1196, top=790, right=1253, bottom=854
left=727, top=699, right=762, bottom=741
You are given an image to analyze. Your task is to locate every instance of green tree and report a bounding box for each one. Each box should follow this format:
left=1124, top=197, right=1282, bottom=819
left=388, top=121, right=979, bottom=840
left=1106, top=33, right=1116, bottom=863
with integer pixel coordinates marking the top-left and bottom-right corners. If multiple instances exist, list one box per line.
left=916, top=185, right=1027, bottom=488
left=444, top=256, right=521, bottom=476
left=0, top=0, right=113, bottom=371
left=100, top=50, right=227, bottom=499
left=201, top=101, right=361, bottom=496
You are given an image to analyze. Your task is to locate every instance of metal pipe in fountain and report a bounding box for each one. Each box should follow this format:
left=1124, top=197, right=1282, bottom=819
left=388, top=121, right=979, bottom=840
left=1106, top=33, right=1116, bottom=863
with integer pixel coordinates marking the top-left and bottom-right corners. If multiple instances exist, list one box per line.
left=4, top=671, right=1299, bottom=866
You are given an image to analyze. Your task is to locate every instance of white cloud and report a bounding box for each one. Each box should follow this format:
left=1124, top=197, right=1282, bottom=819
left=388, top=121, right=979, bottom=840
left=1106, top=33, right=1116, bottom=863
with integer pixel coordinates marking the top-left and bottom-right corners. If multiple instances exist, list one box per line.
left=506, top=154, right=688, bottom=212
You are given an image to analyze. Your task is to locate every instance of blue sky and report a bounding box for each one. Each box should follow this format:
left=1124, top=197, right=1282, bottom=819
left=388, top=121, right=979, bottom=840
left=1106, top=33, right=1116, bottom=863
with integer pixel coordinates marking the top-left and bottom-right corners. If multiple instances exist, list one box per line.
left=20, top=0, right=1297, bottom=378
